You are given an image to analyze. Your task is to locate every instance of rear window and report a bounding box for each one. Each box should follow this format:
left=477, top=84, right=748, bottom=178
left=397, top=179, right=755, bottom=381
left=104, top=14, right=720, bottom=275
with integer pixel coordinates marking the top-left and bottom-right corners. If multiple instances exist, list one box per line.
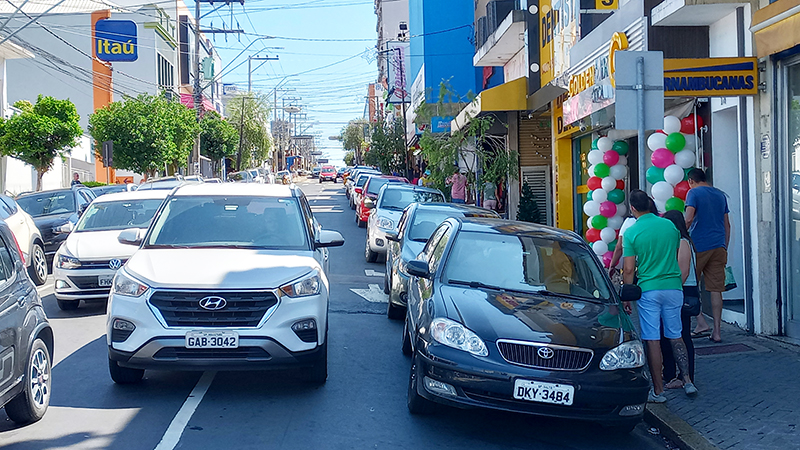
left=367, top=178, right=401, bottom=195
left=356, top=175, right=372, bottom=187
left=380, top=189, right=444, bottom=211
left=17, top=191, right=75, bottom=217
left=77, top=199, right=165, bottom=231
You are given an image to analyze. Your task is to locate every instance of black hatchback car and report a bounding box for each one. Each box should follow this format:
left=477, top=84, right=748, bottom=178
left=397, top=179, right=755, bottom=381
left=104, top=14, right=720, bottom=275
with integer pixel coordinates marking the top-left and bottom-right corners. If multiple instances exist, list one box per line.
left=0, top=220, right=53, bottom=424
left=402, top=218, right=648, bottom=432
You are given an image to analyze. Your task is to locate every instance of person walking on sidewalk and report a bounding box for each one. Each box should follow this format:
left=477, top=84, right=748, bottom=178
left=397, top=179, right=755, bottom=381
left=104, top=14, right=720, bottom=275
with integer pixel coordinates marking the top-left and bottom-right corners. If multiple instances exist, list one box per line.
left=483, top=180, right=498, bottom=211
left=623, top=190, right=698, bottom=403
left=684, top=168, right=730, bottom=343
left=446, top=170, right=467, bottom=204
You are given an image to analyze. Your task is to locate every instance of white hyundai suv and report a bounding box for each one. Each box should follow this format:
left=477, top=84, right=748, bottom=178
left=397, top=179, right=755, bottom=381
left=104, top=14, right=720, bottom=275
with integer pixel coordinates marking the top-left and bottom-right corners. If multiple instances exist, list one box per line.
left=106, top=184, right=344, bottom=384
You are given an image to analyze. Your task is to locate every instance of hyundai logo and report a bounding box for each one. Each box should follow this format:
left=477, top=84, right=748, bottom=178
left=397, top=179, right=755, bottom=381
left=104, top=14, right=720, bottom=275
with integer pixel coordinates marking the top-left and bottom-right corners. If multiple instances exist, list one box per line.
left=109, top=259, right=122, bottom=270
left=199, top=296, right=227, bottom=311
left=537, top=346, right=555, bottom=360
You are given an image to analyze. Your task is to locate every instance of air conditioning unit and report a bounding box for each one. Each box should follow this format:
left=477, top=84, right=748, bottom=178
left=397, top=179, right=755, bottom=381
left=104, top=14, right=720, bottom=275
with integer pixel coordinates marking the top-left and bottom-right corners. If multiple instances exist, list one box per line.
left=486, top=0, right=517, bottom=35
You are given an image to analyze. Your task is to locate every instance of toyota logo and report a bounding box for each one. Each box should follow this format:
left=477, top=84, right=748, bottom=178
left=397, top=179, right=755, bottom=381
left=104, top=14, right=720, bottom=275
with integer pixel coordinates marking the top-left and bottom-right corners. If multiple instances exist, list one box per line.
left=109, top=259, right=122, bottom=270
left=199, top=296, right=227, bottom=311
left=537, top=346, right=555, bottom=360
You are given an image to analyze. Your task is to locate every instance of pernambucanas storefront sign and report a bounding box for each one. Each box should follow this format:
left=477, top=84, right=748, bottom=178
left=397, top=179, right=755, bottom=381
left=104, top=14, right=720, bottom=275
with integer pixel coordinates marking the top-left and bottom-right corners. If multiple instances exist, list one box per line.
left=95, top=20, right=138, bottom=62
left=663, top=58, right=758, bottom=97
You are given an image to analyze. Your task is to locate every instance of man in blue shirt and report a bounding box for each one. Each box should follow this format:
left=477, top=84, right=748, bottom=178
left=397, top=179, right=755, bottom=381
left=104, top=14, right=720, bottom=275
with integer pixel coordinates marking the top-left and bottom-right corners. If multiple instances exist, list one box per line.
left=685, top=168, right=730, bottom=343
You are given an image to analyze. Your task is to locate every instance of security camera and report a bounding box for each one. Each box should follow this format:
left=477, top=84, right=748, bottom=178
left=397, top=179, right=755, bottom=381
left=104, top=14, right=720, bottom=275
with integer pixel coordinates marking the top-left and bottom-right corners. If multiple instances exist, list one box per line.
left=579, top=121, right=587, bottom=132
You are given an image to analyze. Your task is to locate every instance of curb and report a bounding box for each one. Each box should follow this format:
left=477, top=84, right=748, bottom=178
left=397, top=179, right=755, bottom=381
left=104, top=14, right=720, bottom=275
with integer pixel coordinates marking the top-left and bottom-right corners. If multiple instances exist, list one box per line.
left=644, top=404, right=721, bottom=450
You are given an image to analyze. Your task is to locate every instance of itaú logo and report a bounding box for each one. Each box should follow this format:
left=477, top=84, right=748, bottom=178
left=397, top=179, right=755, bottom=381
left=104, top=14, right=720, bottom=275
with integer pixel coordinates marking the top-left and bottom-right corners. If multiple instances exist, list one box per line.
left=198, top=296, right=227, bottom=311
left=537, top=346, right=555, bottom=360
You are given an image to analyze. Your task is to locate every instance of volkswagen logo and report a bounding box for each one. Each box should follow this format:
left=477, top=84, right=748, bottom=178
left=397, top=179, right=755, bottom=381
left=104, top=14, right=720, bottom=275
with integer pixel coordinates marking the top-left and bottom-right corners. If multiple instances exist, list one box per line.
left=108, top=259, right=122, bottom=270
left=199, top=296, right=227, bottom=311
left=537, top=346, right=555, bottom=360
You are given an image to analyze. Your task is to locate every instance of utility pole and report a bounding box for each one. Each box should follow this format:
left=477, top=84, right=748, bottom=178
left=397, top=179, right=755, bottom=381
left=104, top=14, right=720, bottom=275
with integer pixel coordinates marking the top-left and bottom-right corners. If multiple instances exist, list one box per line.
left=236, top=95, right=246, bottom=171
left=248, top=55, right=279, bottom=92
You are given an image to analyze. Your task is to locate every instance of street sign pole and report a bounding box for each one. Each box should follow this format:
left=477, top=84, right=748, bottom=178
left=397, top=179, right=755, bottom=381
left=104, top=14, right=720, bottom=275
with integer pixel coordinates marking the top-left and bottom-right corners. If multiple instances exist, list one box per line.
left=637, top=56, right=646, bottom=191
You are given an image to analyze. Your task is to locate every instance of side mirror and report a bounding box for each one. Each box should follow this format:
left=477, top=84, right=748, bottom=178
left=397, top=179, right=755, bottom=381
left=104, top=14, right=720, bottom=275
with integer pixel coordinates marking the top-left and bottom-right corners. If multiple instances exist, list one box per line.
left=354, top=187, right=363, bottom=195
left=54, top=222, right=73, bottom=234
left=385, top=230, right=399, bottom=242
left=315, top=230, right=345, bottom=248
left=406, top=260, right=430, bottom=279
left=364, top=198, right=375, bottom=209
left=620, top=284, right=642, bottom=302
left=118, top=228, right=143, bottom=246
left=78, top=203, right=89, bottom=216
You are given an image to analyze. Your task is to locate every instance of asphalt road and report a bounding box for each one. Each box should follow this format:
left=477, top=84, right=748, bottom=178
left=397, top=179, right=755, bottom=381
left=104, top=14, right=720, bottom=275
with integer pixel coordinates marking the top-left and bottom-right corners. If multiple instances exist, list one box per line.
left=0, top=179, right=669, bottom=450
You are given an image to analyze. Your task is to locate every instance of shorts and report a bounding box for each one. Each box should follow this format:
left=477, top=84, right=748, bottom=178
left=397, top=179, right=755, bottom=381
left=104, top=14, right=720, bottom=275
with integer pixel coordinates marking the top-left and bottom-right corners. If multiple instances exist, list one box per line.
left=451, top=198, right=465, bottom=204
left=484, top=199, right=497, bottom=210
left=695, top=247, right=727, bottom=292
left=637, top=289, right=683, bottom=341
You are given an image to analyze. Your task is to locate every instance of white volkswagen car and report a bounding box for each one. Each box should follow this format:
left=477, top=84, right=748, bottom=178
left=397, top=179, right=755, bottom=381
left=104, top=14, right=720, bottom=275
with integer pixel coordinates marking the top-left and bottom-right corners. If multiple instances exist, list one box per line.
left=53, top=190, right=170, bottom=310
left=106, top=184, right=344, bottom=384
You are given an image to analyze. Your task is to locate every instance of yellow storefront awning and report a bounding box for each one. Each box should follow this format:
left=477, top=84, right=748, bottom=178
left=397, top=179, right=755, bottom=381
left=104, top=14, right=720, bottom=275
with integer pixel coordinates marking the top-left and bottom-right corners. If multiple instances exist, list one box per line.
left=751, top=0, right=800, bottom=58
left=451, top=77, right=527, bottom=133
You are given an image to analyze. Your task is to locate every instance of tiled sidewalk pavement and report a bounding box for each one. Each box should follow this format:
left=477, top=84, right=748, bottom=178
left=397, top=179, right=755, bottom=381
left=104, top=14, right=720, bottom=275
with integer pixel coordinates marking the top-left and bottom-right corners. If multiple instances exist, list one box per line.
left=658, top=321, right=800, bottom=450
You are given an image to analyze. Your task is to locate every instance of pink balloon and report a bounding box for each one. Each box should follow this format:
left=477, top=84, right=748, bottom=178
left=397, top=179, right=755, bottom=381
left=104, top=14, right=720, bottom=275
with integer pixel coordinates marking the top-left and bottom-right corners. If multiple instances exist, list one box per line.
left=602, top=251, right=614, bottom=268
left=599, top=201, right=617, bottom=218
left=651, top=148, right=675, bottom=169
left=602, top=150, right=619, bottom=166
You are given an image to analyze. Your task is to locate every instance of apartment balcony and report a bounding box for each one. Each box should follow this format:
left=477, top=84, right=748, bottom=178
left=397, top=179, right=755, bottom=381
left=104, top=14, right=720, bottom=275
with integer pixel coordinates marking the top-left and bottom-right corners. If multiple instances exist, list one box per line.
left=474, top=9, right=526, bottom=67
left=651, top=0, right=745, bottom=26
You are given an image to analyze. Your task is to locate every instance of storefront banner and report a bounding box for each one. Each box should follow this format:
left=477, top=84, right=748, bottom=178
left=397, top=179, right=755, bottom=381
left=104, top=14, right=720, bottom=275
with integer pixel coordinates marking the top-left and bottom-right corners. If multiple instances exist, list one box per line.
left=663, top=58, right=758, bottom=97
left=563, top=78, right=614, bottom=125
left=551, top=0, right=580, bottom=81
left=553, top=93, right=577, bottom=140
left=386, top=41, right=410, bottom=104
left=539, top=0, right=555, bottom=86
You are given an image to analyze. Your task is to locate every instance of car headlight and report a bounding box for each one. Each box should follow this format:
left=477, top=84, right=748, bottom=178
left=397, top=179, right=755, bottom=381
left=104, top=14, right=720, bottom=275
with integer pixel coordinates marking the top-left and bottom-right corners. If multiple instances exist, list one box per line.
left=280, top=271, right=322, bottom=298
left=112, top=270, right=150, bottom=297
left=599, top=340, right=645, bottom=370
left=57, top=254, right=81, bottom=269
left=430, top=318, right=488, bottom=357
left=377, top=217, right=394, bottom=229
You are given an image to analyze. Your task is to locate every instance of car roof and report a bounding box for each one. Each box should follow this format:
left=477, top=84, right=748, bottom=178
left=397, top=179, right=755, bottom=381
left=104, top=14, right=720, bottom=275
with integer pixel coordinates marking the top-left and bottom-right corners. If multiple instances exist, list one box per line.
left=453, top=217, right=583, bottom=243
left=383, top=184, right=440, bottom=194
left=91, top=190, right=171, bottom=203
left=412, top=202, right=498, bottom=216
left=172, top=183, right=296, bottom=197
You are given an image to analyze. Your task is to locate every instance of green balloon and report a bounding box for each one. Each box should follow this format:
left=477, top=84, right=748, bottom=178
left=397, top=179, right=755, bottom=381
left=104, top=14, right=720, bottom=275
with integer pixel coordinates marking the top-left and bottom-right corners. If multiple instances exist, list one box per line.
left=684, top=168, right=692, bottom=179
left=612, top=140, right=629, bottom=155
left=646, top=166, right=665, bottom=184
left=665, top=133, right=686, bottom=153
left=587, top=190, right=593, bottom=201
left=665, top=197, right=685, bottom=212
left=607, top=189, right=625, bottom=204
left=591, top=215, right=608, bottom=229
left=591, top=138, right=599, bottom=149
left=594, top=163, right=610, bottom=178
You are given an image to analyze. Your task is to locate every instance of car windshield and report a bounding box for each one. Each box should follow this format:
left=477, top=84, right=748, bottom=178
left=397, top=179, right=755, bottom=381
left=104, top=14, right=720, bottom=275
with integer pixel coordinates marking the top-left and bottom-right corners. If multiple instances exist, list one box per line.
left=229, top=172, right=249, bottom=182
left=367, top=178, right=400, bottom=196
left=17, top=191, right=75, bottom=217
left=407, top=210, right=468, bottom=242
left=443, top=232, right=614, bottom=301
left=146, top=196, right=309, bottom=250
left=380, top=189, right=444, bottom=212
left=76, top=199, right=165, bottom=232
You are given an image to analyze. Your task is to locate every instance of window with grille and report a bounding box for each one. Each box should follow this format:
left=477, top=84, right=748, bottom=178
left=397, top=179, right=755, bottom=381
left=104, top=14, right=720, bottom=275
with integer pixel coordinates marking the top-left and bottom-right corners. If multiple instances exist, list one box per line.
left=157, top=54, right=175, bottom=96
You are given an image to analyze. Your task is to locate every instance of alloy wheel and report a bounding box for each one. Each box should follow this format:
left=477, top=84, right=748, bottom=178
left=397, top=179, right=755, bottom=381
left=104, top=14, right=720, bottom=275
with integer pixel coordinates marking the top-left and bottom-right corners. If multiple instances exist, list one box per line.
left=33, top=246, right=47, bottom=282
left=29, top=347, right=50, bottom=409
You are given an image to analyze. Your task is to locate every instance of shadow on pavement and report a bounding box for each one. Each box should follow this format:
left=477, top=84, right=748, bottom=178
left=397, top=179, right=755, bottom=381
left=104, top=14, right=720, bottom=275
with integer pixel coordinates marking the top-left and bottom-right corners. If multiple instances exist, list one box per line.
left=39, top=292, right=108, bottom=320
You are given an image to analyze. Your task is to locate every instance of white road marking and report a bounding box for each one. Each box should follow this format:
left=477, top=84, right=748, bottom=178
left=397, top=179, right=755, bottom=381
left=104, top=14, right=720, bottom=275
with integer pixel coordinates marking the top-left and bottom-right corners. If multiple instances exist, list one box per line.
left=350, top=284, right=389, bottom=303
left=365, top=269, right=384, bottom=277
left=154, top=371, right=217, bottom=450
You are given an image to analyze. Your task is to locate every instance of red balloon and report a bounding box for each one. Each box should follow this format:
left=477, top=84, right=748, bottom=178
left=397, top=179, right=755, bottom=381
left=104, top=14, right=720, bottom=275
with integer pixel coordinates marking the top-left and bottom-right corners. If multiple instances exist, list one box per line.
left=616, top=179, right=625, bottom=190
left=674, top=180, right=690, bottom=200
left=587, top=176, right=602, bottom=190
left=656, top=129, right=667, bottom=135
left=586, top=228, right=601, bottom=243
left=680, top=114, right=704, bottom=134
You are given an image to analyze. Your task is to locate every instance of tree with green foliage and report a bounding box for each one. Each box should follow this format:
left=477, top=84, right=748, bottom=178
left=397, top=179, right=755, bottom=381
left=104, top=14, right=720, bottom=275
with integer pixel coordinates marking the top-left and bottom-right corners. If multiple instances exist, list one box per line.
left=365, top=118, right=406, bottom=174
left=88, top=93, right=199, bottom=178
left=200, top=111, right=238, bottom=175
left=343, top=151, right=355, bottom=166
left=225, top=93, right=272, bottom=171
left=517, top=182, right=542, bottom=224
left=0, top=96, right=82, bottom=191
left=342, top=119, right=366, bottom=163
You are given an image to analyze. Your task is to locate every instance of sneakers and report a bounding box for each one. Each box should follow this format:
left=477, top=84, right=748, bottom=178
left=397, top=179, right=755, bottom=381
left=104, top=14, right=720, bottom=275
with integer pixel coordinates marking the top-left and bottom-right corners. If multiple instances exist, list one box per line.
left=648, top=388, right=667, bottom=403
left=684, top=382, right=698, bottom=397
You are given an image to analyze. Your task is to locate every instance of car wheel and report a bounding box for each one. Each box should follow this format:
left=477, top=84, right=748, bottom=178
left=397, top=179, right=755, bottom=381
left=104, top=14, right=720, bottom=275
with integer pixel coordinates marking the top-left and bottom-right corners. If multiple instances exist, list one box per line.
left=365, top=240, right=378, bottom=263
left=108, top=358, right=144, bottom=384
left=4, top=338, right=51, bottom=424
left=602, top=420, right=639, bottom=434
left=407, top=355, right=435, bottom=414
left=384, top=265, right=391, bottom=294
left=319, top=179, right=322, bottom=183
left=28, top=243, right=47, bottom=286
left=56, top=299, right=79, bottom=311
left=401, top=316, right=412, bottom=355
left=388, top=301, right=405, bottom=321
left=357, top=216, right=366, bottom=228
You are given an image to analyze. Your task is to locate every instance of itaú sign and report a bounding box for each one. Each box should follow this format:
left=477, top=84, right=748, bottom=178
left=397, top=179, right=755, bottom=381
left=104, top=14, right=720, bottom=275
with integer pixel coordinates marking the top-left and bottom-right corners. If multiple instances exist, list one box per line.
left=663, top=58, right=757, bottom=97
left=95, top=20, right=138, bottom=62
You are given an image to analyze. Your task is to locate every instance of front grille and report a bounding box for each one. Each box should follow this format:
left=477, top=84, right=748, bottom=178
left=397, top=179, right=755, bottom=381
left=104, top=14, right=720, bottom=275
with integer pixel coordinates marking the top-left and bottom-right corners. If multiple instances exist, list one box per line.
left=153, top=347, right=271, bottom=360
left=149, top=290, right=279, bottom=327
left=68, top=275, right=112, bottom=290
left=497, top=340, right=593, bottom=371
left=76, top=259, right=127, bottom=270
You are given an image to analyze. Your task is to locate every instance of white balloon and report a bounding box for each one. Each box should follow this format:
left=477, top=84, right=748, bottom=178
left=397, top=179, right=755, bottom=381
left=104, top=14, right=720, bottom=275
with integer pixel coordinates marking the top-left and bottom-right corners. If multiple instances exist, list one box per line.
left=682, top=133, right=697, bottom=150
left=588, top=149, right=604, bottom=165
left=674, top=149, right=695, bottom=169
left=607, top=215, right=624, bottom=230
left=597, top=137, right=613, bottom=152
left=618, top=155, right=628, bottom=166
left=587, top=216, right=594, bottom=229
left=654, top=199, right=666, bottom=214
left=601, top=176, right=616, bottom=191
left=588, top=164, right=597, bottom=177
left=600, top=227, right=616, bottom=243
left=609, top=164, right=628, bottom=180
left=664, top=164, right=685, bottom=186
left=663, top=115, right=681, bottom=134
left=616, top=204, right=627, bottom=217
left=593, top=240, right=609, bottom=255
left=593, top=189, right=608, bottom=203
left=647, top=132, right=667, bottom=151
left=583, top=200, right=601, bottom=217
left=652, top=181, right=674, bottom=201
left=606, top=129, right=621, bottom=140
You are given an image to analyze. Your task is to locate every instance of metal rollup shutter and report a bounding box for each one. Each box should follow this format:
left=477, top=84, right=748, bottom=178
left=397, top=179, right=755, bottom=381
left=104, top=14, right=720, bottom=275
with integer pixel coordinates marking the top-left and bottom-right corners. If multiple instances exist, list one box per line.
left=518, top=115, right=552, bottom=167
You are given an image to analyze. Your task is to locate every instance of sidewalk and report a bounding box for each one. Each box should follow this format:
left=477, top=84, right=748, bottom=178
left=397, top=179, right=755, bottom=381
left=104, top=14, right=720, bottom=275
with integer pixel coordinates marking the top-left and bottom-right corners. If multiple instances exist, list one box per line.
left=645, top=321, right=800, bottom=450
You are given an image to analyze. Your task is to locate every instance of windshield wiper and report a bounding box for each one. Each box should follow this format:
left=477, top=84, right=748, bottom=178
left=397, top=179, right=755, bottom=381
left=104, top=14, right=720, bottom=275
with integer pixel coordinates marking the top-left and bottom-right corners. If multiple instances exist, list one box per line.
left=448, top=279, right=520, bottom=292
left=535, top=290, right=605, bottom=304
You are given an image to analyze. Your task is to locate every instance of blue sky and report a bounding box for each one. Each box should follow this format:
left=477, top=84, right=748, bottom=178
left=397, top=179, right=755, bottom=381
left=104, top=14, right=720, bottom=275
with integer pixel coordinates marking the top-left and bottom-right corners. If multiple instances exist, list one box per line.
left=197, top=0, right=378, bottom=166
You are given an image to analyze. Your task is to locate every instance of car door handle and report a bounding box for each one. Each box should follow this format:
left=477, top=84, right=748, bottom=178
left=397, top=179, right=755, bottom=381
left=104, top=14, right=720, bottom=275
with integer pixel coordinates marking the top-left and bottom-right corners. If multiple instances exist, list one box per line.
left=17, top=296, right=25, bottom=306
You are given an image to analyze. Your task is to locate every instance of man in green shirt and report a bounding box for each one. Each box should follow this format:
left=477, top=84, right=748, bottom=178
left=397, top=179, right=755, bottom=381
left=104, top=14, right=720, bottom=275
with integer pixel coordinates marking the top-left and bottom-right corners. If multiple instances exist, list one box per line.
left=623, top=190, right=698, bottom=402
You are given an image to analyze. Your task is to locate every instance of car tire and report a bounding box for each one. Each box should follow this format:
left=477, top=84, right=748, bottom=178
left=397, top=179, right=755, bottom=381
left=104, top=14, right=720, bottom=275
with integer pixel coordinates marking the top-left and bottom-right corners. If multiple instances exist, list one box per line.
left=305, top=341, right=328, bottom=384
left=357, top=216, right=366, bottom=228
left=384, top=265, right=391, bottom=294
left=365, top=240, right=378, bottom=263
left=4, top=338, right=51, bottom=424
left=56, top=299, right=79, bottom=311
left=407, top=355, right=435, bottom=415
left=401, top=317, right=412, bottom=355
left=319, top=179, right=322, bottom=183
left=387, top=301, right=404, bottom=320
left=28, top=243, right=47, bottom=286
left=108, top=358, right=144, bottom=384
left=602, top=420, right=639, bottom=434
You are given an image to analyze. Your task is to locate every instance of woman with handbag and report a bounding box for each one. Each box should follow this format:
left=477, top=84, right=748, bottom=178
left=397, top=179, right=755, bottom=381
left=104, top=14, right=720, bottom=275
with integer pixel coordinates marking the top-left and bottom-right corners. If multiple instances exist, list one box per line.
left=659, top=210, right=699, bottom=389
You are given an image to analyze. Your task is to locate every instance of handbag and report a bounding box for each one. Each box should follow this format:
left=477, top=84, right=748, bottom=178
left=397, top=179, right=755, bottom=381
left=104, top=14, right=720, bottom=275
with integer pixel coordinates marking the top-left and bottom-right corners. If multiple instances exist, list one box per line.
left=682, top=286, right=701, bottom=316
left=724, top=266, right=737, bottom=291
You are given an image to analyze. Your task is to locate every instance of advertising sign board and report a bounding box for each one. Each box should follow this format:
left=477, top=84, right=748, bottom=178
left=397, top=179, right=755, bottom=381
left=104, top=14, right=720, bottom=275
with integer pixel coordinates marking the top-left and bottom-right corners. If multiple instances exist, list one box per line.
left=95, top=20, right=137, bottom=62
left=663, top=58, right=758, bottom=97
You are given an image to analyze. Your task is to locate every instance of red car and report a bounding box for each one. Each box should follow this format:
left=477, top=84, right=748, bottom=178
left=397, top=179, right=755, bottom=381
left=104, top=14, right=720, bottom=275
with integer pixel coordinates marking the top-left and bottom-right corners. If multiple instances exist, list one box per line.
left=356, top=175, right=408, bottom=227
left=319, top=166, right=337, bottom=183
